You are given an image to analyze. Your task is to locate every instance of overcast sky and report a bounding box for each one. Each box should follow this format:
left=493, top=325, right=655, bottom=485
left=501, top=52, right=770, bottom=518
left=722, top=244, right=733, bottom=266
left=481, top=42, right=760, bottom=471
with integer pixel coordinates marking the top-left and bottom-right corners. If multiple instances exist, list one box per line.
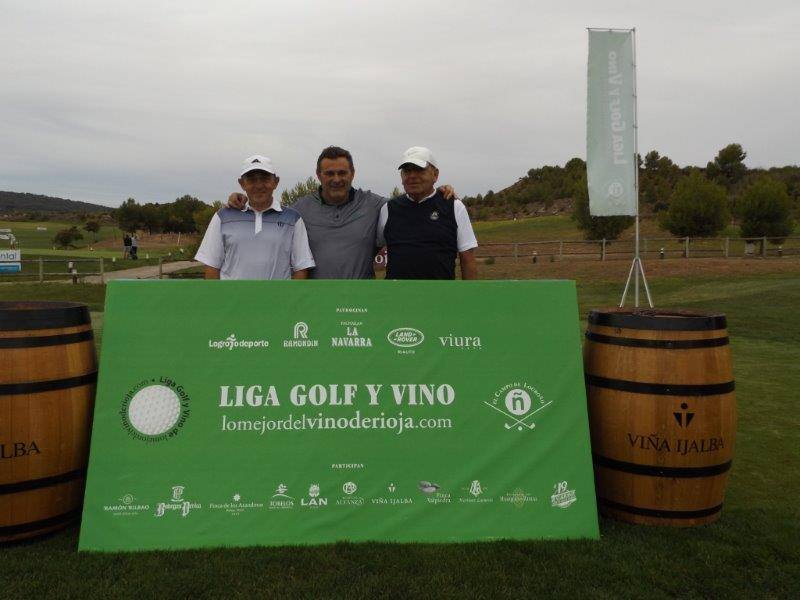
left=1, top=1, right=797, bottom=208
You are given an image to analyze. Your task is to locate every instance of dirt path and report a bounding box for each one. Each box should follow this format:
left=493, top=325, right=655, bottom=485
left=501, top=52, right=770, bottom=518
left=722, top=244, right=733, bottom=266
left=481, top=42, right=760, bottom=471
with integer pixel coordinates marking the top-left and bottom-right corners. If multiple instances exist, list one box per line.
left=83, top=261, right=200, bottom=283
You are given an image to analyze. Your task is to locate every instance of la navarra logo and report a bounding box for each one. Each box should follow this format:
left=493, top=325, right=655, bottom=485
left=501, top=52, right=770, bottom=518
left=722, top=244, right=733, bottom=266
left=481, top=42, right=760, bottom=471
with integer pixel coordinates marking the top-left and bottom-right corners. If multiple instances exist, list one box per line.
left=120, top=377, right=190, bottom=442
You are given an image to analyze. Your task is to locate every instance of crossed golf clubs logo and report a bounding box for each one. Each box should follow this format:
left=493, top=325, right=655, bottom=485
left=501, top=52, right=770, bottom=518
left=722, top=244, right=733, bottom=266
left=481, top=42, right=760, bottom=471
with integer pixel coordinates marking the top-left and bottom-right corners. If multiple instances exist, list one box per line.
left=484, top=388, right=551, bottom=431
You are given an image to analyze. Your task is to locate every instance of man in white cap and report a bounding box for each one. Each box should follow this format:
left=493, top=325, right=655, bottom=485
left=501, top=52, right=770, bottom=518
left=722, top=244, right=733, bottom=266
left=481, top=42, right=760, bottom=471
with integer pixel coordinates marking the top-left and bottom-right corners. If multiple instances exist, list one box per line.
left=195, top=155, right=315, bottom=279
left=376, top=147, right=478, bottom=280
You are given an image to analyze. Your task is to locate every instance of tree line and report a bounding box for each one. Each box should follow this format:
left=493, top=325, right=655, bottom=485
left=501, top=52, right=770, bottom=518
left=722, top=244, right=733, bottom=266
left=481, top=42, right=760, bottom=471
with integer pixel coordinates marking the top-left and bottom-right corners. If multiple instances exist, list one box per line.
left=114, top=195, right=210, bottom=234
left=99, top=142, right=797, bottom=246
left=462, top=143, right=798, bottom=242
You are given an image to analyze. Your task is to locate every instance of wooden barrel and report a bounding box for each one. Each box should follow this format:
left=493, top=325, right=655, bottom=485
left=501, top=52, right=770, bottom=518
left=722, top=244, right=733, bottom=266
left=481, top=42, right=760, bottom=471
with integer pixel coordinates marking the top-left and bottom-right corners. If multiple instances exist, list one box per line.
left=584, top=308, right=736, bottom=527
left=0, top=302, right=97, bottom=542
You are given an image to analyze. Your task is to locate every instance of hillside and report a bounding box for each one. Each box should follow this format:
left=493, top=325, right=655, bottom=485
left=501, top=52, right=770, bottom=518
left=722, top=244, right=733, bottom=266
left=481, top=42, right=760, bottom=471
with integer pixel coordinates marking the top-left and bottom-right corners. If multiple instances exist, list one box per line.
left=462, top=147, right=800, bottom=222
left=0, top=191, right=112, bottom=214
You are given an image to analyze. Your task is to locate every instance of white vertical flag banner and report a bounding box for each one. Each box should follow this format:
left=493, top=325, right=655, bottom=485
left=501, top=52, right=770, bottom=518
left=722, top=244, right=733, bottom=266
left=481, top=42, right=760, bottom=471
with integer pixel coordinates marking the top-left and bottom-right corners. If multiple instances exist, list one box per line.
left=587, top=29, right=637, bottom=216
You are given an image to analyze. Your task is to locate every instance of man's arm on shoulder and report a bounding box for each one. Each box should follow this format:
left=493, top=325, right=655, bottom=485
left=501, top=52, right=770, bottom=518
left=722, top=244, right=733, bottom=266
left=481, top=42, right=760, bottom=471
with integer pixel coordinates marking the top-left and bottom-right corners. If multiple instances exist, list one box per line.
left=227, top=193, right=247, bottom=210
left=437, top=185, right=456, bottom=200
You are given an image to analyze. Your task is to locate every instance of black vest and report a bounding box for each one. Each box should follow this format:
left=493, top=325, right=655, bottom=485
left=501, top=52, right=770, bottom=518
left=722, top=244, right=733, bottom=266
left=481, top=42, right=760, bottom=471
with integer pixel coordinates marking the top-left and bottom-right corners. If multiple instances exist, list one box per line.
left=384, top=192, right=458, bottom=280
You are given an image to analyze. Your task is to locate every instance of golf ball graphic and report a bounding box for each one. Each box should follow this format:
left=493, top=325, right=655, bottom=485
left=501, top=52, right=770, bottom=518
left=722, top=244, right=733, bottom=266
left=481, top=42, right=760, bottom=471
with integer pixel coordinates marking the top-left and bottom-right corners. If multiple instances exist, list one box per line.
left=127, top=384, right=181, bottom=435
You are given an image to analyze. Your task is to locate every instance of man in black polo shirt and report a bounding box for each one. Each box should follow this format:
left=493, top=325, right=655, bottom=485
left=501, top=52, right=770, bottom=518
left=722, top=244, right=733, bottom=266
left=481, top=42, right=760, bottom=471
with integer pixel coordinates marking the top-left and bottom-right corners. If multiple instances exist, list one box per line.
left=377, top=147, right=478, bottom=280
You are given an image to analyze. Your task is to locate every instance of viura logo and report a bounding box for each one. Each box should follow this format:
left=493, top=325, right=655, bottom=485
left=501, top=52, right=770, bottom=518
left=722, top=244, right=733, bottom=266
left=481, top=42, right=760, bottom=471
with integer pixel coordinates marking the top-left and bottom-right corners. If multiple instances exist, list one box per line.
left=387, top=327, right=424, bottom=348
left=439, top=333, right=482, bottom=350
left=208, top=333, right=269, bottom=350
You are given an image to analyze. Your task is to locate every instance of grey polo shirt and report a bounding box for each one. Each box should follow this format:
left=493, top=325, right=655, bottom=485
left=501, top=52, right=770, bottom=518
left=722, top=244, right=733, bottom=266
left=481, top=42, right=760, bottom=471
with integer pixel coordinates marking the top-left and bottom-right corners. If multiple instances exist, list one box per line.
left=292, top=188, right=387, bottom=279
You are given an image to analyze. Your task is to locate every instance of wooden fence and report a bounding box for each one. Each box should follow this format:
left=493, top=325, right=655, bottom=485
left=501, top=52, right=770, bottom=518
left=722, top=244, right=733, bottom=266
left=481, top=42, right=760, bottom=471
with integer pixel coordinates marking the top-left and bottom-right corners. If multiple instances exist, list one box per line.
left=3, top=236, right=799, bottom=282
left=475, top=236, right=800, bottom=262
left=2, top=257, right=177, bottom=283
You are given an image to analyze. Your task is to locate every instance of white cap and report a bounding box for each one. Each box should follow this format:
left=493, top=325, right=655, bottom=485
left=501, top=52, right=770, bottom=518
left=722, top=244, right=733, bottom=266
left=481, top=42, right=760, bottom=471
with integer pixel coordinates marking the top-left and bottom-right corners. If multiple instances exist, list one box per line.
left=399, top=146, right=438, bottom=169
left=240, top=155, right=276, bottom=177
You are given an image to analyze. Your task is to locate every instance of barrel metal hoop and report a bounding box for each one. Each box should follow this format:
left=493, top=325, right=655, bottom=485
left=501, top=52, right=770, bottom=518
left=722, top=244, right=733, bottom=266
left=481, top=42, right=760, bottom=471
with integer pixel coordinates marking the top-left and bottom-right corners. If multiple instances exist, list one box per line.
left=0, top=468, right=87, bottom=495
left=0, top=330, right=94, bottom=349
left=585, top=331, right=729, bottom=349
left=589, top=310, right=727, bottom=331
left=0, top=508, right=81, bottom=537
left=598, top=497, right=723, bottom=519
left=593, top=453, right=732, bottom=478
left=585, top=374, right=735, bottom=396
left=0, top=372, right=98, bottom=396
left=0, top=304, right=90, bottom=331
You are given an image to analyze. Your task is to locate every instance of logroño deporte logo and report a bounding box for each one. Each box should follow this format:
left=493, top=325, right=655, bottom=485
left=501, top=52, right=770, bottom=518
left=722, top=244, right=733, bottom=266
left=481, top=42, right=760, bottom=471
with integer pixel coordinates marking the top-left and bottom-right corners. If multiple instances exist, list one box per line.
left=208, top=333, right=270, bottom=350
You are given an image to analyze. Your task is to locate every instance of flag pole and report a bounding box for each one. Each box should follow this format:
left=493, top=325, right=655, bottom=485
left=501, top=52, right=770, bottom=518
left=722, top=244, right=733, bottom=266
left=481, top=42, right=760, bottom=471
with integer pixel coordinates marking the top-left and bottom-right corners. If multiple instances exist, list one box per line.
left=619, top=28, right=653, bottom=308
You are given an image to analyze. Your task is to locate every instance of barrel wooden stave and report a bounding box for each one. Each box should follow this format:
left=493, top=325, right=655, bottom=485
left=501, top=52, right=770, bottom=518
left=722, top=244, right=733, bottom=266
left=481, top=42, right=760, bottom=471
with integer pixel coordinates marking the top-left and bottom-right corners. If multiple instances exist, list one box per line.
left=0, top=302, right=96, bottom=542
left=584, top=308, right=737, bottom=527
left=0, top=323, right=96, bottom=385
left=596, top=469, right=730, bottom=526
left=585, top=324, right=733, bottom=385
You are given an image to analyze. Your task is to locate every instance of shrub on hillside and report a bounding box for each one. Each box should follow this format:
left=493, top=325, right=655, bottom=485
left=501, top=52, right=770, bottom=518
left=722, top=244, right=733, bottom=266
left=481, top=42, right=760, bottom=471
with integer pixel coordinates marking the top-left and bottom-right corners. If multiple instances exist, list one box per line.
left=739, top=177, right=794, bottom=243
left=572, top=176, right=634, bottom=241
left=706, top=143, right=748, bottom=189
left=84, top=220, right=100, bottom=241
left=661, top=171, right=729, bottom=238
left=53, top=226, right=83, bottom=249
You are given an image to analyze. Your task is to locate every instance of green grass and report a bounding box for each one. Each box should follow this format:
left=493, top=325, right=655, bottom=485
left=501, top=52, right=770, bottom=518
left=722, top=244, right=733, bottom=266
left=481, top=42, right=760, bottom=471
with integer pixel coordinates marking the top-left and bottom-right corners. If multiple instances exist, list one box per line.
left=1, top=253, right=189, bottom=283
left=0, top=219, right=122, bottom=251
left=0, top=219, right=186, bottom=281
left=1, top=275, right=799, bottom=598
left=19, top=248, right=179, bottom=259
left=471, top=215, right=800, bottom=246
left=0, top=283, right=107, bottom=311
left=1, top=220, right=184, bottom=262
left=474, top=215, right=582, bottom=242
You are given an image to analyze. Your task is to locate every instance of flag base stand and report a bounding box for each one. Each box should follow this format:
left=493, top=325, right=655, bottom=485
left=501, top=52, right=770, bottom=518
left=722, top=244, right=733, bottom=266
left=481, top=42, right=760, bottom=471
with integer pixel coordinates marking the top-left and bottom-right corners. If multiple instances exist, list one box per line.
left=619, top=255, right=653, bottom=308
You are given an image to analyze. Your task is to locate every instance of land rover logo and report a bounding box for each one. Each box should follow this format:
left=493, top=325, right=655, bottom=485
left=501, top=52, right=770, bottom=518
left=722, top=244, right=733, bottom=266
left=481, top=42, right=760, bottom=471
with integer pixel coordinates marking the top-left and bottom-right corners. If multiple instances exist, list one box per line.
left=387, top=327, right=425, bottom=348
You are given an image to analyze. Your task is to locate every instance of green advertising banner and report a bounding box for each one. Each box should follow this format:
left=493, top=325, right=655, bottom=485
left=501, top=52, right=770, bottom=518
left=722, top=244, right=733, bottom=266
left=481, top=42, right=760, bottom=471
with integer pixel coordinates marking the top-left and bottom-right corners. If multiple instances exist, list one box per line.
left=79, top=280, right=598, bottom=551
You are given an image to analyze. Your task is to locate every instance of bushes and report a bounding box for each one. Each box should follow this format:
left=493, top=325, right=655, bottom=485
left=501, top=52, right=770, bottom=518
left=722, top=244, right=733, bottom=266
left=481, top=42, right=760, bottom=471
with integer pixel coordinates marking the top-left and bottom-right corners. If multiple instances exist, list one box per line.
left=53, top=227, right=83, bottom=249
left=661, top=171, right=729, bottom=238
left=739, top=177, right=794, bottom=243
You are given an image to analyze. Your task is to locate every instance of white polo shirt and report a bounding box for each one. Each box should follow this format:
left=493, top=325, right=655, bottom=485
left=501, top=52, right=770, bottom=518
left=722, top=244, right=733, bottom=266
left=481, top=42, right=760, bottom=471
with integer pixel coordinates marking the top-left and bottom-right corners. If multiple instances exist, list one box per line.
left=195, top=201, right=315, bottom=279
